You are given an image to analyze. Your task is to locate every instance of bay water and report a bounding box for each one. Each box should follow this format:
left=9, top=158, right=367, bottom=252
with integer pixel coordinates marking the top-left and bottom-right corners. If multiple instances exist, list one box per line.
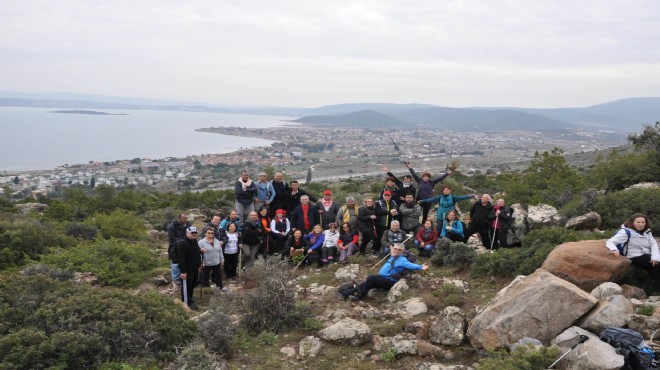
left=0, top=107, right=294, bottom=172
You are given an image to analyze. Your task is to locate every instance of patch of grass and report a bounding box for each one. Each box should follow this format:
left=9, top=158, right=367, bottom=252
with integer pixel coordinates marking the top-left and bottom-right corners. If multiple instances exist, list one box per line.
left=636, top=304, right=655, bottom=316
left=302, top=318, right=324, bottom=331
left=380, top=345, right=397, bottom=363
left=444, top=294, right=463, bottom=307
left=257, top=331, right=278, bottom=345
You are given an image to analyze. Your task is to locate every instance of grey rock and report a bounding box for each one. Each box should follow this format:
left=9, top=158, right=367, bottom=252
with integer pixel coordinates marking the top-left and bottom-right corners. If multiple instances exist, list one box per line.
left=557, top=337, right=624, bottom=370
left=564, top=212, right=602, bottom=230
left=552, top=326, right=598, bottom=349
left=590, top=282, right=623, bottom=300
left=509, top=203, right=527, bottom=245
left=298, top=336, right=323, bottom=358
left=398, top=297, right=428, bottom=319
left=381, top=334, right=418, bottom=355
left=527, top=204, right=562, bottom=229
left=429, top=306, right=466, bottom=346
left=279, top=346, right=295, bottom=357
left=318, top=318, right=372, bottom=346
left=387, top=279, right=410, bottom=303
left=509, top=337, right=543, bottom=351
left=579, top=295, right=634, bottom=333
left=334, top=264, right=360, bottom=282
left=627, top=314, right=660, bottom=339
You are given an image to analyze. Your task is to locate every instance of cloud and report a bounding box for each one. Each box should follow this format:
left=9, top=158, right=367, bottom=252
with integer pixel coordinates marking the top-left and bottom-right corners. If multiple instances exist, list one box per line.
left=1, top=0, right=660, bottom=107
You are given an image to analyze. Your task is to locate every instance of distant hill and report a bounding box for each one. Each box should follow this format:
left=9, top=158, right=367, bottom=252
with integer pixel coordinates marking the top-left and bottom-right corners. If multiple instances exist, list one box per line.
left=291, top=109, right=407, bottom=127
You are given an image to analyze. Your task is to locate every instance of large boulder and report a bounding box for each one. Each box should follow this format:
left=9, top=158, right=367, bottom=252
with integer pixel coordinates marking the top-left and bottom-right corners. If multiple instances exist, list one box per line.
left=429, top=306, right=466, bottom=346
left=579, top=295, right=634, bottom=333
left=397, top=297, right=428, bottom=319
left=590, top=282, right=623, bottom=300
left=527, top=204, right=562, bottom=229
left=466, top=269, right=597, bottom=350
left=510, top=203, right=527, bottom=245
left=565, top=212, right=602, bottom=231
left=557, top=337, right=624, bottom=370
left=624, top=182, right=660, bottom=191
left=387, top=279, right=409, bottom=303
left=318, top=318, right=372, bottom=346
left=541, top=240, right=632, bottom=291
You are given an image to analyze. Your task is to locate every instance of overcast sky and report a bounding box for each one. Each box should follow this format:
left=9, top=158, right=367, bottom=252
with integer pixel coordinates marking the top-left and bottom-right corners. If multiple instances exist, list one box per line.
left=2, top=0, right=660, bottom=108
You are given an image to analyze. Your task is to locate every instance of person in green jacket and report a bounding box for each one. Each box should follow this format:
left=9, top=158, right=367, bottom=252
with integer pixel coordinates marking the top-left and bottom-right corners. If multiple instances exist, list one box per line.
left=419, top=184, right=476, bottom=232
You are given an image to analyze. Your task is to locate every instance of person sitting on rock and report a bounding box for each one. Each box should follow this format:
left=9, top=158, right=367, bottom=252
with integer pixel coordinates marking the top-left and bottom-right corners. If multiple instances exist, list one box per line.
left=415, top=219, right=438, bottom=256
left=380, top=220, right=408, bottom=256
left=286, top=229, right=310, bottom=262
left=606, top=213, right=660, bottom=292
left=337, top=222, right=359, bottom=263
left=341, top=243, right=429, bottom=301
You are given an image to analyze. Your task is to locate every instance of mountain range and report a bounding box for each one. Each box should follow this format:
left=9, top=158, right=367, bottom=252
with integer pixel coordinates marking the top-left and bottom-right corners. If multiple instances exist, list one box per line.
left=1, top=91, right=657, bottom=132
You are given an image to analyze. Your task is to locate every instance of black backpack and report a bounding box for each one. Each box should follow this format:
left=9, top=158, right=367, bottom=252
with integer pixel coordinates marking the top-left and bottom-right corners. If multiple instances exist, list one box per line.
left=600, top=327, right=659, bottom=370
left=390, top=251, right=418, bottom=280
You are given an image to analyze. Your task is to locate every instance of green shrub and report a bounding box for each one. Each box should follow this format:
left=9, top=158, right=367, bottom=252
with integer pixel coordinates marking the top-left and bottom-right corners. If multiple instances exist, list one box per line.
left=302, top=318, right=324, bottom=331
left=593, top=188, right=659, bottom=229
left=63, top=221, right=99, bottom=240
left=380, top=345, right=397, bottom=363
left=476, top=345, right=560, bottom=370
left=85, top=209, right=146, bottom=240
left=0, top=272, right=197, bottom=369
left=257, top=331, right=278, bottom=345
left=170, top=341, right=220, bottom=370
left=0, top=217, right=73, bottom=270
left=197, top=310, right=236, bottom=356
left=431, top=240, right=476, bottom=268
left=42, top=238, right=159, bottom=287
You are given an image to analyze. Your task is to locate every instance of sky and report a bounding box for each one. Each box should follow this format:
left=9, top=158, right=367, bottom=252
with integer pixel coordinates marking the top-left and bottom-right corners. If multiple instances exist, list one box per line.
left=2, top=0, right=660, bottom=108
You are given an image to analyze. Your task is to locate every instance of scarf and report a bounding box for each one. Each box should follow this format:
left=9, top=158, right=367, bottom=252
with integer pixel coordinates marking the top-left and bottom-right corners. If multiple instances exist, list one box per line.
left=320, top=198, right=333, bottom=211
left=237, top=177, right=253, bottom=188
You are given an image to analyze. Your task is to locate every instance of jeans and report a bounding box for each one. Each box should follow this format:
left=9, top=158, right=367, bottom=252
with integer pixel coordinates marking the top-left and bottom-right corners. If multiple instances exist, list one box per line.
left=414, top=240, right=435, bottom=255
left=171, top=262, right=180, bottom=281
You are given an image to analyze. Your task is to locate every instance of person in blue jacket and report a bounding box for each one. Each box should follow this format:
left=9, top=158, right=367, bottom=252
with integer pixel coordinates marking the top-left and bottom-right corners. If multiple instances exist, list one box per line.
left=341, top=243, right=429, bottom=301
left=441, top=210, right=464, bottom=242
left=419, top=184, right=476, bottom=231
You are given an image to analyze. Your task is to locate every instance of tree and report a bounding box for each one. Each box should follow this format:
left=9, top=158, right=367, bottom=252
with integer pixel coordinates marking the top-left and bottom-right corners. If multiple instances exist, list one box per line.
left=89, top=176, right=96, bottom=188
left=306, top=167, right=312, bottom=184
left=628, top=122, right=660, bottom=152
left=12, top=176, right=19, bottom=185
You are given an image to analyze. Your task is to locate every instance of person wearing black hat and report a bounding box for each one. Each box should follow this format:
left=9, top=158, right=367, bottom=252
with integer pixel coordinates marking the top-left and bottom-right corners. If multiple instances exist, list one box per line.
left=176, top=226, right=202, bottom=309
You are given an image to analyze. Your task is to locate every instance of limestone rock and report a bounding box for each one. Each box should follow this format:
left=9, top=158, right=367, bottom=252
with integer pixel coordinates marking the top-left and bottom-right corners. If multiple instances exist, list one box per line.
left=279, top=346, right=295, bottom=357
left=309, top=285, right=335, bottom=296
left=557, top=337, right=624, bottom=370
left=552, top=326, right=598, bottom=349
left=627, top=314, right=660, bottom=339
left=442, top=278, right=471, bottom=294
left=335, top=264, right=360, bottom=282
left=318, top=318, right=372, bottom=346
left=415, top=363, right=473, bottom=370
left=398, top=297, right=428, bottom=319
left=579, top=295, right=634, bottom=333
left=590, top=282, right=623, bottom=300
left=416, top=340, right=445, bottom=357
left=381, top=334, right=418, bottom=355
left=298, top=336, right=323, bottom=358
left=624, top=182, right=660, bottom=191
left=509, top=203, right=527, bottom=245
left=15, top=202, right=49, bottom=214
left=622, top=284, right=648, bottom=300
left=387, top=279, right=410, bottom=303
left=466, top=269, right=597, bottom=350
left=542, top=240, right=632, bottom=291
left=509, top=337, right=542, bottom=351
left=429, top=306, right=466, bottom=346
left=565, top=212, right=602, bottom=230
left=527, top=204, right=562, bottom=229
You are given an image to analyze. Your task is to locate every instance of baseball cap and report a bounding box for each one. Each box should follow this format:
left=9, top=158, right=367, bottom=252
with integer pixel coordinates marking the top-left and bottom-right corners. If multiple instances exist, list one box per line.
left=323, top=190, right=332, bottom=195
left=186, top=226, right=198, bottom=233
left=383, top=191, right=392, bottom=196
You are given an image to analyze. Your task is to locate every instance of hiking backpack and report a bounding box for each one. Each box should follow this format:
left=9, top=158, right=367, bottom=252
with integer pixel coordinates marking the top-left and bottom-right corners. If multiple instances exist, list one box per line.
left=390, top=251, right=419, bottom=280
left=615, top=229, right=633, bottom=256
left=600, top=327, right=659, bottom=370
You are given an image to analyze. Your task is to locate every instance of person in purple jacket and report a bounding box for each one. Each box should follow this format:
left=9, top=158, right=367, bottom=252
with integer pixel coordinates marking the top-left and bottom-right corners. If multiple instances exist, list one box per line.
left=405, top=163, right=452, bottom=224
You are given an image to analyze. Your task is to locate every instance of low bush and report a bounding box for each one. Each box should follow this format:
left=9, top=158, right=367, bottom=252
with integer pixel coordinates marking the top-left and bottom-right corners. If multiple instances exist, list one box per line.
left=430, top=240, right=476, bottom=268
left=85, top=209, right=146, bottom=240
left=197, top=311, right=236, bottom=357
left=476, top=345, right=560, bottom=370
left=63, top=221, right=99, bottom=240
left=42, top=238, right=159, bottom=288
left=0, top=272, right=197, bottom=369
left=238, top=265, right=309, bottom=334
left=169, top=341, right=220, bottom=370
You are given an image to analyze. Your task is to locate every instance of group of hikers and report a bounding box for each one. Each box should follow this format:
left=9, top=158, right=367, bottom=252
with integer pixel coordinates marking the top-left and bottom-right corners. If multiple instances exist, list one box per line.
left=167, top=165, right=659, bottom=309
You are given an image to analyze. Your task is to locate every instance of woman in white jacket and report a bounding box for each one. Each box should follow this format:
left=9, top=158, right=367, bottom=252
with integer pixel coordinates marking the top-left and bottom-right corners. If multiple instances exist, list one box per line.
left=606, top=213, right=660, bottom=291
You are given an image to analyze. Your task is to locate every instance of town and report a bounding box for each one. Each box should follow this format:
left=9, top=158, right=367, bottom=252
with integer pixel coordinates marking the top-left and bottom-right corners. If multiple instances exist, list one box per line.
left=1, top=125, right=626, bottom=199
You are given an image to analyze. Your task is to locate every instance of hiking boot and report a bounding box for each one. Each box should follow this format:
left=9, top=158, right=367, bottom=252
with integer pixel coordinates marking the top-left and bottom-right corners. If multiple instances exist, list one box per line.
left=349, top=295, right=363, bottom=302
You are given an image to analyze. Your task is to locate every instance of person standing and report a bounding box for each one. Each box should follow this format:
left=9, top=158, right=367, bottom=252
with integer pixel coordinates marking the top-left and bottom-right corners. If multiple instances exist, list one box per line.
left=291, top=195, right=319, bottom=235
left=399, top=193, right=422, bottom=235
left=199, top=227, right=224, bottom=289
left=241, top=211, right=263, bottom=268
left=374, top=190, right=398, bottom=254
left=488, top=198, right=514, bottom=249
left=254, top=172, right=276, bottom=212
left=336, top=196, right=359, bottom=230
left=285, top=180, right=318, bottom=216
left=176, top=226, right=202, bottom=309
left=606, top=213, right=660, bottom=291
left=222, top=223, right=241, bottom=279
left=405, top=163, right=451, bottom=224
left=269, top=172, right=289, bottom=217
left=463, top=194, right=493, bottom=246
left=220, top=210, right=242, bottom=233
left=316, top=190, right=339, bottom=230
left=382, top=166, right=416, bottom=203
left=419, top=184, right=475, bottom=232
left=235, top=170, right=257, bottom=222
left=167, top=213, right=190, bottom=284
left=357, top=198, right=378, bottom=255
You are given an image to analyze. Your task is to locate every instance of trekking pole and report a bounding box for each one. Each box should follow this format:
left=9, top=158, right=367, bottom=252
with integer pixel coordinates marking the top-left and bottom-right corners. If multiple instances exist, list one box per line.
left=293, top=253, right=308, bottom=271
left=182, top=278, right=188, bottom=306
left=238, top=244, right=243, bottom=282
left=547, top=335, right=589, bottom=369
left=371, top=253, right=391, bottom=270
left=489, top=215, right=499, bottom=251
left=200, top=261, right=204, bottom=301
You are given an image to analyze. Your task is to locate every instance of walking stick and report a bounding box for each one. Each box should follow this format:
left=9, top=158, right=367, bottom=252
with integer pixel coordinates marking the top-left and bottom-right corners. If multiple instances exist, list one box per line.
left=489, top=215, right=499, bottom=251
left=182, top=278, right=188, bottom=306
left=293, top=253, right=308, bottom=271
left=200, top=256, right=204, bottom=301
left=548, top=335, right=589, bottom=369
left=238, top=244, right=243, bottom=281
left=371, top=253, right=391, bottom=270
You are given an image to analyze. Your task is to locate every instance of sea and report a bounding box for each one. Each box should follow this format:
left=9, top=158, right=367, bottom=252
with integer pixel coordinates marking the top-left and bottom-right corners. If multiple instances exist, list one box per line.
left=0, top=107, right=296, bottom=172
